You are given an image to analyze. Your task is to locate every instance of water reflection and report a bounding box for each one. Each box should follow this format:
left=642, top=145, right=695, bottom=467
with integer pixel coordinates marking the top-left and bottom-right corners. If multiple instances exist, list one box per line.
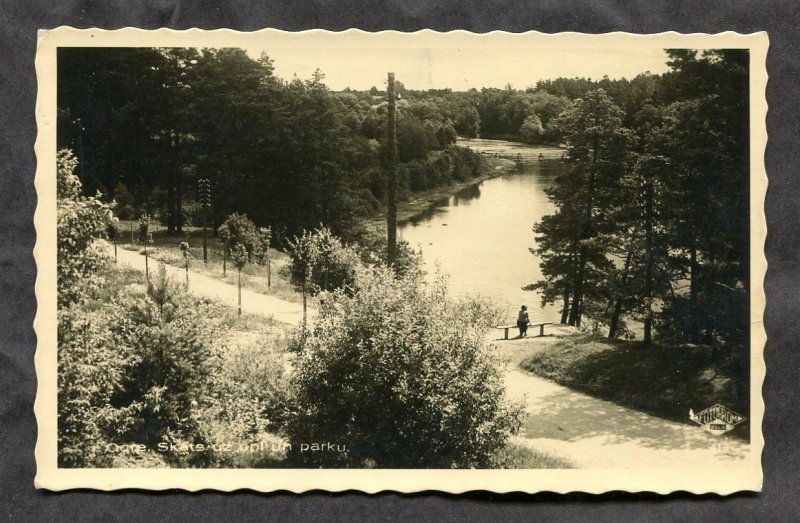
left=403, top=199, right=449, bottom=226
left=452, top=183, right=481, bottom=206
left=399, top=144, right=567, bottom=323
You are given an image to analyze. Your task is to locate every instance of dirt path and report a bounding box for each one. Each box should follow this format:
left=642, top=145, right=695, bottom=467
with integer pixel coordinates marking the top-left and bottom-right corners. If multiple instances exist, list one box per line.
left=110, top=246, right=751, bottom=469
left=111, top=244, right=312, bottom=326
left=493, top=325, right=751, bottom=469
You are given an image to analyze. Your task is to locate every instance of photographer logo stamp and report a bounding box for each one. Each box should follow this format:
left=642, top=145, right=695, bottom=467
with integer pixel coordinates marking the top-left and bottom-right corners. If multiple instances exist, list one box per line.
left=689, top=404, right=746, bottom=436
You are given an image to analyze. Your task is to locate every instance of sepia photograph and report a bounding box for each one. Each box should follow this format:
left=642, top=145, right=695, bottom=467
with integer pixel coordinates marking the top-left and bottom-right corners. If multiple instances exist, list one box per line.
left=34, top=28, right=766, bottom=493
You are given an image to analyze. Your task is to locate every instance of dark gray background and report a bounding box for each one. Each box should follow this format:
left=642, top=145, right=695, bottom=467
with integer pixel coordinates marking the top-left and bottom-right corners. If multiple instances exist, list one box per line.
left=1, top=1, right=797, bottom=520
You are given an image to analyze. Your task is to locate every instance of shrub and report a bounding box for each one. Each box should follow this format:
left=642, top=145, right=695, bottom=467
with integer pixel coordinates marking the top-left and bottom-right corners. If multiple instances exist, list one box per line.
left=218, top=212, right=270, bottom=263
left=57, top=308, right=139, bottom=467
left=57, top=148, right=114, bottom=306
left=286, top=265, right=525, bottom=468
left=58, top=263, right=294, bottom=468
left=198, top=334, right=293, bottom=468
left=283, top=226, right=362, bottom=329
left=108, top=267, right=226, bottom=465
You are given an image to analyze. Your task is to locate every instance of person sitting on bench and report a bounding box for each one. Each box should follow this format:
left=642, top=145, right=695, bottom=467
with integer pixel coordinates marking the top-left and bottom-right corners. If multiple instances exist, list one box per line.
left=517, top=305, right=529, bottom=337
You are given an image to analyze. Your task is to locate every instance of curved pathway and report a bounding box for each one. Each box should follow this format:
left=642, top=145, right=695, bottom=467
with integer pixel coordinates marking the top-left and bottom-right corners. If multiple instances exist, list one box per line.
left=110, top=244, right=311, bottom=326
left=495, top=326, right=751, bottom=469
left=109, top=244, right=751, bottom=469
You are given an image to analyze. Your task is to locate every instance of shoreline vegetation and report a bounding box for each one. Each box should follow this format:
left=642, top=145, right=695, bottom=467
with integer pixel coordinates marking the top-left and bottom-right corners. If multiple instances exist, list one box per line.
left=115, top=152, right=519, bottom=305
left=378, top=155, right=517, bottom=226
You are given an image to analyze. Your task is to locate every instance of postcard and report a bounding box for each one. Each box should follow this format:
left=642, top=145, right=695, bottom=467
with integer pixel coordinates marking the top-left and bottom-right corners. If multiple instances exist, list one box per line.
left=35, top=28, right=767, bottom=493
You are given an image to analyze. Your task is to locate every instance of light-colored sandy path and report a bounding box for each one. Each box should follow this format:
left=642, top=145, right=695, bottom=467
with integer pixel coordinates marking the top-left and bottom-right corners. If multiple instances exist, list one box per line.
left=111, top=244, right=312, bottom=326
left=494, top=325, right=751, bottom=469
left=110, top=245, right=750, bottom=469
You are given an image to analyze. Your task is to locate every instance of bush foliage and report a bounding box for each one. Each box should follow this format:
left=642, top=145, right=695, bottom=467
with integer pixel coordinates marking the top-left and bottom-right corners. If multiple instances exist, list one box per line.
left=56, top=149, right=114, bottom=306
left=286, top=265, right=525, bottom=468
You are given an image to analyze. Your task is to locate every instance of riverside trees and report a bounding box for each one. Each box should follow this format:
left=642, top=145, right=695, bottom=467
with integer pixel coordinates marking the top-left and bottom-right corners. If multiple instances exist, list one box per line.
left=57, top=47, right=488, bottom=244
left=528, top=89, right=635, bottom=329
left=529, top=49, right=749, bottom=351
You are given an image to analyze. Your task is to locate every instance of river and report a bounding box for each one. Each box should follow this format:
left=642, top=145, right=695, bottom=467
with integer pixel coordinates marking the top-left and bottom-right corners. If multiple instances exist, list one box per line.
left=398, top=138, right=567, bottom=324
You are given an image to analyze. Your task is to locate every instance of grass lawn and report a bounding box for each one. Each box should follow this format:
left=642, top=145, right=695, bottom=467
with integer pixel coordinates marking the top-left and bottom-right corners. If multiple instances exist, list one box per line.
left=491, top=440, right=575, bottom=469
left=520, top=335, right=750, bottom=440
left=116, top=221, right=304, bottom=304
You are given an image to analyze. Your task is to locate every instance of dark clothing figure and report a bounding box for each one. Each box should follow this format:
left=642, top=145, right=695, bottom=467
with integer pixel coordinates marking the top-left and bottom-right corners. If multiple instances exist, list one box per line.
left=517, top=307, right=529, bottom=337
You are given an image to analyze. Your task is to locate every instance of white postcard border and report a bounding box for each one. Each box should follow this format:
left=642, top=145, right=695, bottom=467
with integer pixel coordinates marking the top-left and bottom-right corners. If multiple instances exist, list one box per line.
left=34, top=27, right=768, bottom=494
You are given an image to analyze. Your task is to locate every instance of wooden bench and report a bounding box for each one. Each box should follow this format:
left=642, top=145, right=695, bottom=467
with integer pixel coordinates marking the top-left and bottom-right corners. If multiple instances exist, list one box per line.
left=496, top=321, right=554, bottom=340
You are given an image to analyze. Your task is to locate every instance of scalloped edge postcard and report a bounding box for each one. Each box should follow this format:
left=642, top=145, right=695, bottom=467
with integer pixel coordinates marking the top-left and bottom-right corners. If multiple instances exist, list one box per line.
left=35, top=27, right=766, bottom=494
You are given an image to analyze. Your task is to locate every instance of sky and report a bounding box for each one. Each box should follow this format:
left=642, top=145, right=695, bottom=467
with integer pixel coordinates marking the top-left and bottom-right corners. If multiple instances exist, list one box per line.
left=242, top=33, right=672, bottom=91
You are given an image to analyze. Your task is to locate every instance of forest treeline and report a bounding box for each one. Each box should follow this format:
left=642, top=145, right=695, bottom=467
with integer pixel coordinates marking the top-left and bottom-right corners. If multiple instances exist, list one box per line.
left=57, top=46, right=750, bottom=352
left=530, top=49, right=749, bottom=358
left=57, top=47, right=488, bottom=243
left=58, top=46, right=666, bottom=244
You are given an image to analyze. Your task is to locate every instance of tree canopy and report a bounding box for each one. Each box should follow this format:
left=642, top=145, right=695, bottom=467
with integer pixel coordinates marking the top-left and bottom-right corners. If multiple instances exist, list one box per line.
left=528, top=49, right=749, bottom=351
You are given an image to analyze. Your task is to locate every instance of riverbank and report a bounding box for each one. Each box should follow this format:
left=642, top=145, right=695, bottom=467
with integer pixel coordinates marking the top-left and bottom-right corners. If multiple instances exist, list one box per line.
left=371, top=155, right=517, bottom=226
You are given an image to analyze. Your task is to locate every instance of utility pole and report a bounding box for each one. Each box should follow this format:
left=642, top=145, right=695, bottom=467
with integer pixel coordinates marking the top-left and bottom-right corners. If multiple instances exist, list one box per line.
left=198, top=178, right=211, bottom=263
left=387, top=72, right=398, bottom=266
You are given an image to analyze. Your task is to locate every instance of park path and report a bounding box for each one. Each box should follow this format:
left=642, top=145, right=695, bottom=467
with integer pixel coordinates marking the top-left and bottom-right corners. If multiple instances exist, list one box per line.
left=110, top=245, right=751, bottom=469
left=111, top=244, right=311, bottom=326
left=496, top=325, right=752, bottom=469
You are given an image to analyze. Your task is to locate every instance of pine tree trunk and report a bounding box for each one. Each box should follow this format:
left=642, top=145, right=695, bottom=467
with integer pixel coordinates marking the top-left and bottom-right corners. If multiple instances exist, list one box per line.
left=176, top=168, right=183, bottom=234
left=643, top=180, right=654, bottom=345
left=689, top=240, right=699, bottom=343
left=608, top=248, right=634, bottom=340
left=561, top=288, right=570, bottom=324
left=569, top=249, right=585, bottom=327
left=702, top=247, right=716, bottom=345
left=569, top=164, right=596, bottom=328
left=167, top=182, right=176, bottom=235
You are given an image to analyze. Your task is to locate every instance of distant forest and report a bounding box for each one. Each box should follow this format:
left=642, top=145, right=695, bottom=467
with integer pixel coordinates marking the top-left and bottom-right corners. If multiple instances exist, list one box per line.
left=57, top=47, right=750, bottom=350
left=58, top=47, right=680, bottom=242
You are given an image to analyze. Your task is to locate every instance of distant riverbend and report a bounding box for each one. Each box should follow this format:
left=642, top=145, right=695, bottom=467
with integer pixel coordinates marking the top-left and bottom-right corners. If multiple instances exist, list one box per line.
left=398, top=138, right=568, bottom=323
